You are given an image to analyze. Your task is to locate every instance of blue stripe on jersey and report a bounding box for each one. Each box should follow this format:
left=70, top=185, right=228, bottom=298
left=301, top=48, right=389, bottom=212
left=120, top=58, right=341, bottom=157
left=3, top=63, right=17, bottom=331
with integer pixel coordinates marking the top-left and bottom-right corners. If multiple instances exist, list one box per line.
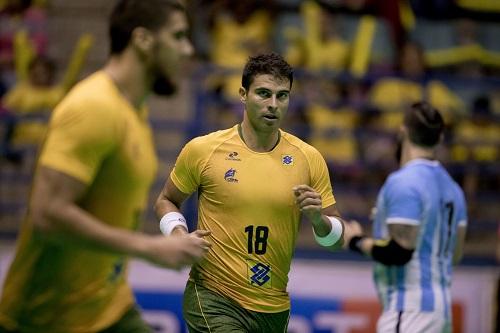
left=420, top=251, right=434, bottom=311
left=419, top=195, right=436, bottom=312
left=396, top=266, right=405, bottom=310
left=440, top=261, right=450, bottom=319
left=387, top=267, right=395, bottom=308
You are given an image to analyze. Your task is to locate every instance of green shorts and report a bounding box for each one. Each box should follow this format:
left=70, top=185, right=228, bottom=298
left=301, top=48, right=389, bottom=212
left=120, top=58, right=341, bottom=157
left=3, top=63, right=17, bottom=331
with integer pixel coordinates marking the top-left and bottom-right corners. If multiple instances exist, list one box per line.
left=183, top=280, right=290, bottom=333
left=99, top=306, right=152, bottom=333
left=0, top=306, right=151, bottom=333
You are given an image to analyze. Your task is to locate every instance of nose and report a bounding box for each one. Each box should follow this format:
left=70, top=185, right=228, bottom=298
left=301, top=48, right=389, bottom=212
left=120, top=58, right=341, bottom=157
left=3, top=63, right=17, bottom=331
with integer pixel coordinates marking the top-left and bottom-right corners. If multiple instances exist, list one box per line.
left=183, top=40, right=194, bottom=57
left=268, top=95, right=278, bottom=111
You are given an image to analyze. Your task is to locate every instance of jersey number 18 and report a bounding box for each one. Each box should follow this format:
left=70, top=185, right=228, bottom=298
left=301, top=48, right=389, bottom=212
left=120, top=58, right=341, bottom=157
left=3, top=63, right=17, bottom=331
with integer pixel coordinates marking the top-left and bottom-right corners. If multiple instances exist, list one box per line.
left=245, top=225, right=269, bottom=255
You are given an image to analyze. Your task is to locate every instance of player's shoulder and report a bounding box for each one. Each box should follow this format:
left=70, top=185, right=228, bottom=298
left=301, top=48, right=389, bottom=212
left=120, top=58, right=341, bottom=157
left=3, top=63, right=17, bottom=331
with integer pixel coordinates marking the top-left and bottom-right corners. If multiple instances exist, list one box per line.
left=52, top=71, right=124, bottom=123
left=281, top=130, right=322, bottom=157
left=185, top=126, right=238, bottom=151
left=58, top=72, right=118, bottom=111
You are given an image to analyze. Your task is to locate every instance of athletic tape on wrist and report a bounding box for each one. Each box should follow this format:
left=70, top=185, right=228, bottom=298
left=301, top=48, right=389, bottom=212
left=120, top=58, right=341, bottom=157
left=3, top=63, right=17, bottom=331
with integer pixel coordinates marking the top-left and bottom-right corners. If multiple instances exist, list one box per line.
left=159, top=212, right=188, bottom=235
left=313, top=216, right=343, bottom=247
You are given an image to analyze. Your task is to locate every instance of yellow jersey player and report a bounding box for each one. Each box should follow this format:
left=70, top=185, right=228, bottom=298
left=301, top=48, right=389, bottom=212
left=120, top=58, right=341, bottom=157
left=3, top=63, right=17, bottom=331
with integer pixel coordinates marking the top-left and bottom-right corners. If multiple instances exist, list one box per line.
left=155, top=53, right=356, bottom=332
left=0, top=1, right=211, bottom=332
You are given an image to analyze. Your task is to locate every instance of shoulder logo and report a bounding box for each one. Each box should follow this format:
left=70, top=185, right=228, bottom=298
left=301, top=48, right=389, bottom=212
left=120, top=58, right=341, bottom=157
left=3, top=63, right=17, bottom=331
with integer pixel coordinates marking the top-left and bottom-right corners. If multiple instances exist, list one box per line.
left=224, top=168, right=238, bottom=182
left=225, top=151, right=241, bottom=161
left=282, top=154, right=293, bottom=166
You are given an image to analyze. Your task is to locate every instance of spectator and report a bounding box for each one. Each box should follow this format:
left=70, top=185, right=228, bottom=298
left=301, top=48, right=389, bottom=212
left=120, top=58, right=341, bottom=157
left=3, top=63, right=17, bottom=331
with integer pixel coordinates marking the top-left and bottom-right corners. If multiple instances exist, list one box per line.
left=207, top=0, right=273, bottom=101
left=370, top=40, right=466, bottom=128
left=0, top=0, right=47, bottom=88
left=0, top=33, right=92, bottom=162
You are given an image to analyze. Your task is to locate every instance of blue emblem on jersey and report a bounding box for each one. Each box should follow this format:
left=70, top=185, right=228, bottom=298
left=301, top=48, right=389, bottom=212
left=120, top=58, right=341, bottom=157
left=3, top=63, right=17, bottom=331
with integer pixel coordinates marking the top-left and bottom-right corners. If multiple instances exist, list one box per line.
left=109, top=258, right=124, bottom=282
left=282, top=155, right=293, bottom=165
left=250, top=263, right=271, bottom=286
left=224, top=168, right=238, bottom=182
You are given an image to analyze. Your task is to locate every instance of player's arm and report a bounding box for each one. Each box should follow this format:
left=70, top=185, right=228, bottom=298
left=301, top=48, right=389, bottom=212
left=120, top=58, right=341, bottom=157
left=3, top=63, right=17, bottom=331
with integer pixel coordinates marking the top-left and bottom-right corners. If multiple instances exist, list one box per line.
left=349, top=223, right=418, bottom=266
left=154, top=176, right=191, bottom=236
left=453, top=225, right=467, bottom=264
left=293, top=184, right=345, bottom=251
left=31, top=166, right=210, bottom=269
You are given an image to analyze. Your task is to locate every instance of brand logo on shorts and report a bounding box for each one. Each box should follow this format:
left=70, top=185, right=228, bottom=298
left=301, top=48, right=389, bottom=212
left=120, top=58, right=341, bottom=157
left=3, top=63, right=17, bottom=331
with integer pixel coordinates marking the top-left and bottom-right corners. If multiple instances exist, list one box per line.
left=224, top=168, right=238, bottom=182
left=248, top=262, right=271, bottom=287
left=225, top=151, right=241, bottom=161
left=282, top=155, right=293, bottom=166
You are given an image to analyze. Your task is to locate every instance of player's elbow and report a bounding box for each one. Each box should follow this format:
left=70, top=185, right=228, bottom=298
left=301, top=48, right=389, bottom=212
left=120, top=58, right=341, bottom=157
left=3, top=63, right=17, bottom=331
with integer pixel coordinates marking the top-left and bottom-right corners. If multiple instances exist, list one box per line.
left=153, top=196, right=166, bottom=219
left=371, top=239, right=414, bottom=266
left=452, top=250, right=464, bottom=265
left=30, top=200, right=63, bottom=235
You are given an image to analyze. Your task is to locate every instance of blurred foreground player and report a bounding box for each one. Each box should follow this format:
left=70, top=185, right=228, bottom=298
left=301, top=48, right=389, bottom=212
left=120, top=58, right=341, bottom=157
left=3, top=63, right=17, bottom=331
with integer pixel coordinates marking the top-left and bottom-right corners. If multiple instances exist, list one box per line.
left=347, top=102, right=467, bottom=333
left=0, top=1, right=211, bottom=332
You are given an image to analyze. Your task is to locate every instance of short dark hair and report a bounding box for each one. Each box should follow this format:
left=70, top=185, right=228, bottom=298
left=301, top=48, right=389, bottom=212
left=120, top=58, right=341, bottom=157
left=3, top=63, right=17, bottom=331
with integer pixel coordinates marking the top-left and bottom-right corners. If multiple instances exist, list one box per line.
left=109, top=0, right=185, bottom=55
left=241, top=53, right=294, bottom=90
left=404, top=102, right=444, bottom=147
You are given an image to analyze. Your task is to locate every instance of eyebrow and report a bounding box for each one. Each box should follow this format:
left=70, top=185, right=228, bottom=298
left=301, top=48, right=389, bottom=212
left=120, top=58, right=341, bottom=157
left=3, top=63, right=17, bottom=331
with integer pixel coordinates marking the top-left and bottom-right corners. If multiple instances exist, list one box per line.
left=254, top=87, right=290, bottom=93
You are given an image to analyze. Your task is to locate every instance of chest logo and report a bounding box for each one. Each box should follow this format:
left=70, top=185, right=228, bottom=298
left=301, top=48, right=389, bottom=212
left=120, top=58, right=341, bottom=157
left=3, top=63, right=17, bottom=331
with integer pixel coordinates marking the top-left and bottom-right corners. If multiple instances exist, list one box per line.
left=282, top=154, right=294, bottom=166
left=224, top=168, right=239, bottom=182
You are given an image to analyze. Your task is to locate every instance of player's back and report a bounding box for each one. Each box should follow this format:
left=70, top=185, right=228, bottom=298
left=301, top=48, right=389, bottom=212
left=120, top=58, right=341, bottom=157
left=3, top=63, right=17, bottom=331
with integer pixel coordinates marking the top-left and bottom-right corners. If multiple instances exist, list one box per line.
left=373, top=159, right=467, bottom=313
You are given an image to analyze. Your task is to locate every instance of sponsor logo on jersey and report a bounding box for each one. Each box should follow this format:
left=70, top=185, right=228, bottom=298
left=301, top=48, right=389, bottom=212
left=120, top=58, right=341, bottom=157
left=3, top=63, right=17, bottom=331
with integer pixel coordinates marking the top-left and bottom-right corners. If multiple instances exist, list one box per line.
left=247, top=260, right=271, bottom=287
left=282, top=154, right=293, bottom=166
left=224, top=168, right=238, bottom=182
left=225, top=151, right=241, bottom=161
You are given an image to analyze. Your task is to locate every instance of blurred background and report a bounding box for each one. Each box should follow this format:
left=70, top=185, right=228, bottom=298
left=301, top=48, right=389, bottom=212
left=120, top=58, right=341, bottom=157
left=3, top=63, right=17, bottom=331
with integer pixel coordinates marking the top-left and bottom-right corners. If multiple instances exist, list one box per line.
left=0, top=0, right=498, bottom=332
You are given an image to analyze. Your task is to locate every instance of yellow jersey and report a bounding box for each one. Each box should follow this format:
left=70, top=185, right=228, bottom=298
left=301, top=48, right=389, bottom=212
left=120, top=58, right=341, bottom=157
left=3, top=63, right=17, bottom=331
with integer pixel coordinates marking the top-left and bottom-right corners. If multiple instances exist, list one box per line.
left=0, top=71, right=158, bottom=332
left=170, top=125, right=335, bottom=313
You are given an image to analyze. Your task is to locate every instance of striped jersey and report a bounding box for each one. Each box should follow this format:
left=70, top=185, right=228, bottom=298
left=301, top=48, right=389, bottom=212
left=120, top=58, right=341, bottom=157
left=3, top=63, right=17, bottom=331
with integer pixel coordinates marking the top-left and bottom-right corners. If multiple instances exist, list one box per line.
left=372, top=159, right=467, bottom=317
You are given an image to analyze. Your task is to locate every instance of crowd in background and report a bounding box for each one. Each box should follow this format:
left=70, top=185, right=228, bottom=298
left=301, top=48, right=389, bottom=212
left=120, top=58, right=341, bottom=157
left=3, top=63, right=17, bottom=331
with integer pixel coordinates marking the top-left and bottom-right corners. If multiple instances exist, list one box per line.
left=0, top=0, right=499, bottom=258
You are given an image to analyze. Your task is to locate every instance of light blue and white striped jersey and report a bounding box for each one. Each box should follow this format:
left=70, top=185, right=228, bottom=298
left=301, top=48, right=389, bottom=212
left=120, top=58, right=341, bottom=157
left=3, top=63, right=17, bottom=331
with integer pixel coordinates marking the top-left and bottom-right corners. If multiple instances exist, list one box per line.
left=372, top=159, right=467, bottom=316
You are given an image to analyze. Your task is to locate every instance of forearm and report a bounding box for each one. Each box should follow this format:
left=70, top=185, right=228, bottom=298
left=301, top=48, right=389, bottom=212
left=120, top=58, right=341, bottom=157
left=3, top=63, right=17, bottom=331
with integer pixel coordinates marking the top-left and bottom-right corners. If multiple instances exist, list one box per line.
left=311, top=214, right=344, bottom=250
left=154, top=196, right=181, bottom=219
left=311, top=214, right=334, bottom=236
left=34, top=201, right=151, bottom=259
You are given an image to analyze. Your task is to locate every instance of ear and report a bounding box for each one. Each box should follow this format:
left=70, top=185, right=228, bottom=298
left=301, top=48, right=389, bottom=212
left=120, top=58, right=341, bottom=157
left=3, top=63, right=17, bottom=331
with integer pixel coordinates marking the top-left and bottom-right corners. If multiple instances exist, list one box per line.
left=239, top=87, right=247, bottom=104
left=131, top=27, right=154, bottom=53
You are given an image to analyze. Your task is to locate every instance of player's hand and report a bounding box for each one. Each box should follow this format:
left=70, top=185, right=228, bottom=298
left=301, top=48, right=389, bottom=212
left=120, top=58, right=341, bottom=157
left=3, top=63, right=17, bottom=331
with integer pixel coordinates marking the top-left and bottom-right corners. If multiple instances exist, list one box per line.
left=293, top=185, right=322, bottom=223
left=342, top=220, right=363, bottom=249
left=144, top=230, right=211, bottom=270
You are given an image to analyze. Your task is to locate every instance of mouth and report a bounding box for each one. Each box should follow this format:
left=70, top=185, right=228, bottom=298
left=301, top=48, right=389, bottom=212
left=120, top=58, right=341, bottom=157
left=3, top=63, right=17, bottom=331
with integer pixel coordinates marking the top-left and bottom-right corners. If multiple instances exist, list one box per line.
left=263, top=114, right=279, bottom=121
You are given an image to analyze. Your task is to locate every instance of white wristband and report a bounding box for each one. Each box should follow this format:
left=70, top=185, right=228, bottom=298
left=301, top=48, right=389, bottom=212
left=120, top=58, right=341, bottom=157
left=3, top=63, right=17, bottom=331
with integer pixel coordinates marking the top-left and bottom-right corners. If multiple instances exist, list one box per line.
left=313, top=216, right=343, bottom=247
left=159, top=212, right=188, bottom=235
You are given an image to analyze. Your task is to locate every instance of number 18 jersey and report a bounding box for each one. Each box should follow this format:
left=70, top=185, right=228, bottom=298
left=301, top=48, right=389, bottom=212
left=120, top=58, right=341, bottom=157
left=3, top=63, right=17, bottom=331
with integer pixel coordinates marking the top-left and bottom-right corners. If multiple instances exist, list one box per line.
left=170, top=125, right=335, bottom=313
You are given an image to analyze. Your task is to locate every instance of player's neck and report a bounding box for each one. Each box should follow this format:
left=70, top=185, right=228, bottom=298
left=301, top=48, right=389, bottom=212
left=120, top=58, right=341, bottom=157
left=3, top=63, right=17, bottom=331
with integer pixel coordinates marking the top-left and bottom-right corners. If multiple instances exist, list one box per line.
left=238, top=123, right=280, bottom=152
left=104, top=53, right=149, bottom=109
left=401, top=142, right=435, bottom=166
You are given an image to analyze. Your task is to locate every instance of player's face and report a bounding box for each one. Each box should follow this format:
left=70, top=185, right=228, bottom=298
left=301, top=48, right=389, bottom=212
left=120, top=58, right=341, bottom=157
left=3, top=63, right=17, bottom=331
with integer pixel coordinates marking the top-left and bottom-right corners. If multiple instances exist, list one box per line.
left=150, top=10, right=193, bottom=95
left=240, top=74, right=290, bottom=134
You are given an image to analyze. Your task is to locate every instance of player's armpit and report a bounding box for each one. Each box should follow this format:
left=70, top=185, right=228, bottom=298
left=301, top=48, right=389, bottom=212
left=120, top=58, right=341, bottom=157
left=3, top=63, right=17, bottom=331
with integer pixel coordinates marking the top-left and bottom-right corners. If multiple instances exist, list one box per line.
left=371, top=239, right=414, bottom=266
left=30, top=166, right=89, bottom=234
